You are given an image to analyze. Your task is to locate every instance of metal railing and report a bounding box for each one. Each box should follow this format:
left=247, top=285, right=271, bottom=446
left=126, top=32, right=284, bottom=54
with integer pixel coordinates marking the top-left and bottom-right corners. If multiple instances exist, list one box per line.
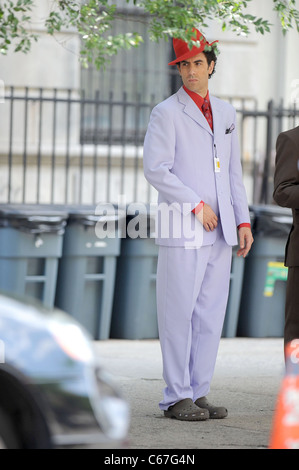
left=242, top=99, right=299, bottom=204
left=1, top=86, right=155, bottom=204
left=0, top=86, right=298, bottom=206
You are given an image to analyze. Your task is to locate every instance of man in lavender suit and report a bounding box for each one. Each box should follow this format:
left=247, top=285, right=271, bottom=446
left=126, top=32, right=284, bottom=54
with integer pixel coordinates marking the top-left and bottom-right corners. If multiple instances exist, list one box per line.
left=143, top=29, right=254, bottom=421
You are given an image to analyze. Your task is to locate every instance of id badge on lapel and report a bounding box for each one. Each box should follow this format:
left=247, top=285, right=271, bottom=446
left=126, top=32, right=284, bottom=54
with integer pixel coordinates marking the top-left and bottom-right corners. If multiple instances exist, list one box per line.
left=214, top=156, right=220, bottom=173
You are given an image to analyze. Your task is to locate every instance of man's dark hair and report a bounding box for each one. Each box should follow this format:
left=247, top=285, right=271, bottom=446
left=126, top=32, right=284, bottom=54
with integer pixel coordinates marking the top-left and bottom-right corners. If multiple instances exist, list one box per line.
left=203, top=49, right=217, bottom=79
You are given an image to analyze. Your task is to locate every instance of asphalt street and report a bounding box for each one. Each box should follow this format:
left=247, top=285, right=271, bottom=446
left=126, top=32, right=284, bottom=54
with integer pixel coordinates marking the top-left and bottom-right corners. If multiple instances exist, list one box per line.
left=94, top=337, right=285, bottom=450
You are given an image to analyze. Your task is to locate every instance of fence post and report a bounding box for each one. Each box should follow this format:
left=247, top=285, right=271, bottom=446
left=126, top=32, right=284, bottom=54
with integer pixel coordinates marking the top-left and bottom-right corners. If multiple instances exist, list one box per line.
left=260, top=99, right=274, bottom=204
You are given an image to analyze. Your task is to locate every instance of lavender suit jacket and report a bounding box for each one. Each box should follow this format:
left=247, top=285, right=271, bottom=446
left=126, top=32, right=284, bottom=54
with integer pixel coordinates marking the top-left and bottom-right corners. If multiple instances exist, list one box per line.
left=143, top=86, right=250, bottom=247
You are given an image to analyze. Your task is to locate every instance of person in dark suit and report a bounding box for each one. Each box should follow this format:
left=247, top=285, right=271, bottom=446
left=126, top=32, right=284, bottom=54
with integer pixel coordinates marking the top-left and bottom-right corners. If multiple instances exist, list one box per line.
left=273, top=125, right=299, bottom=346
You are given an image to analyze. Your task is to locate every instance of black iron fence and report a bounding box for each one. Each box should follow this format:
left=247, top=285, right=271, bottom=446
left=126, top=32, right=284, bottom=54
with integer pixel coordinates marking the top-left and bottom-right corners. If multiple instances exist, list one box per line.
left=242, top=100, right=299, bottom=205
left=0, top=86, right=298, bottom=206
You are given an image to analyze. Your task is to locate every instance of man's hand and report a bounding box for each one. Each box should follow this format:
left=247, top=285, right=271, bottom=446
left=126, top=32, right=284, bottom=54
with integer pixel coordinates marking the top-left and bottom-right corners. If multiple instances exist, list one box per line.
left=237, top=227, right=254, bottom=258
left=196, top=203, right=218, bottom=232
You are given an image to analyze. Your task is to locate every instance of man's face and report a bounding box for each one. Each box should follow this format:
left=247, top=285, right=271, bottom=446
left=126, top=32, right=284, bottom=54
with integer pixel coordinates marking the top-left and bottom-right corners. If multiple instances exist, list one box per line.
left=177, top=52, right=214, bottom=96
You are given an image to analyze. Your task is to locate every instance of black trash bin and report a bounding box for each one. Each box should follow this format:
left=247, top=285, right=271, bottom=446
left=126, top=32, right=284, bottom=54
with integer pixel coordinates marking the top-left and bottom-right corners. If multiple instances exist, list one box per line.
left=221, top=244, right=246, bottom=338
left=222, top=210, right=255, bottom=338
left=237, top=204, right=292, bottom=337
left=110, top=204, right=159, bottom=340
left=55, top=204, right=125, bottom=340
left=0, top=204, right=68, bottom=308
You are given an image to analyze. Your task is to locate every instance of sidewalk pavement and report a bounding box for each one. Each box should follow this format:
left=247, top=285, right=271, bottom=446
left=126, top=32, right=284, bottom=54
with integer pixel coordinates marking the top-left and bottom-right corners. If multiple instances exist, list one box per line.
left=94, top=337, right=285, bottom=450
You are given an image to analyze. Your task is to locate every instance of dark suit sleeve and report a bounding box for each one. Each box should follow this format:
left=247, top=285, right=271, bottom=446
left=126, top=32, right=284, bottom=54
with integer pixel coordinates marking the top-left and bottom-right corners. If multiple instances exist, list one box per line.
left=273, top=132, right=299, bottom=208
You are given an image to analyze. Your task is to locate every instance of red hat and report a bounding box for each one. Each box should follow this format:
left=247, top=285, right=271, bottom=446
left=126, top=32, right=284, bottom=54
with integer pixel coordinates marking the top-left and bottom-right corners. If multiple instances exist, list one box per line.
left=168, top=28, right=218, bottom=66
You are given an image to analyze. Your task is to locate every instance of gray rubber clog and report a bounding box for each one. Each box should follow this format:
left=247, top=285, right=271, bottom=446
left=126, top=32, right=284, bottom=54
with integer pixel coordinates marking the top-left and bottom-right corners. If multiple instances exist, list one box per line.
left=164, top=398, right=209, bottom=421
left=195, top=396, right=228, bottom=419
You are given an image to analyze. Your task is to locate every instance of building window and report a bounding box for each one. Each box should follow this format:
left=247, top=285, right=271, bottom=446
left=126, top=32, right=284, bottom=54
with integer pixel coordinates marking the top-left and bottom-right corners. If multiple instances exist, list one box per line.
left=80, top=5, right=179, bottom=144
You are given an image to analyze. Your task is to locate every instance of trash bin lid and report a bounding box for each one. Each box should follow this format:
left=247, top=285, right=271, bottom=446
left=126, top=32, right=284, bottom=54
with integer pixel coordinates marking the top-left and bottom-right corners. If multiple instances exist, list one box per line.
left=0, top=204, right=68, bottom=234
left=55, top=204, right=126, bottom=227
left=249, top=204, right=293, bottom=237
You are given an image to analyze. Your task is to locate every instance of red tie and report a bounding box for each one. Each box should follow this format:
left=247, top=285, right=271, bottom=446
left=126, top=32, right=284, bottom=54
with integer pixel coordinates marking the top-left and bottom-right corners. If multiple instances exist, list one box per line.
left=202, top=98, right=213, bottom=130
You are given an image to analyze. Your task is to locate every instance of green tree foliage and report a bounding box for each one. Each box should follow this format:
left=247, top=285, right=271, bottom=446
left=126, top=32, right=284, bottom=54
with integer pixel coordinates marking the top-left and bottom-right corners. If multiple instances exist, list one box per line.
left=0, top=0, right=298, bottom=68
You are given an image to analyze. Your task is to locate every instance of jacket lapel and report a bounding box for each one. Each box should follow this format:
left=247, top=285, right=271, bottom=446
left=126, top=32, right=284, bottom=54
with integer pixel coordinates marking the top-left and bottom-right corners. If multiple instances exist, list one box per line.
left=177, top=87, right=213, bottom=136
left=210, top=95, right=223, bottom=141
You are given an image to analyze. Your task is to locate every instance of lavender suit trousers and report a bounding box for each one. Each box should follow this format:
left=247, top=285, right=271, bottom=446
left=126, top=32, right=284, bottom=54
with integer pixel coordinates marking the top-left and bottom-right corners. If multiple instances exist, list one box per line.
left=156, top=226, right=232, bottom=410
